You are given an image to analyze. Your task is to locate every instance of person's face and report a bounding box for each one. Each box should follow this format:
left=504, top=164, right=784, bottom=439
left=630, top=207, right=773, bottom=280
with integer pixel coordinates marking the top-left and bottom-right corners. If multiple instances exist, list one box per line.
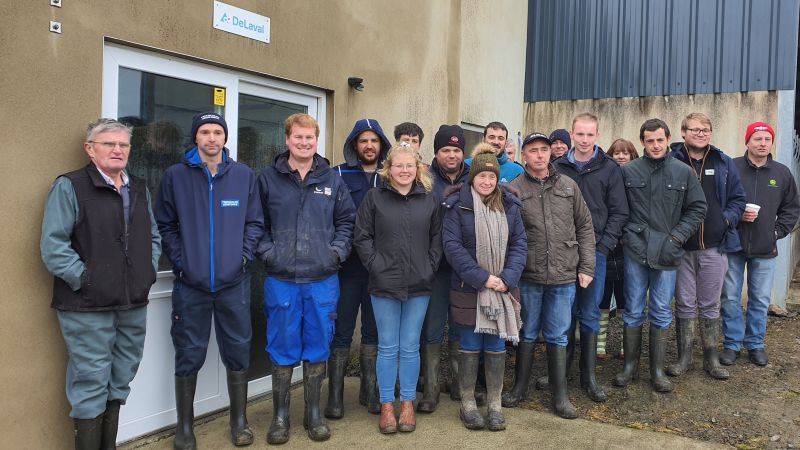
left=286, top=125, right=318, bottom=160
left=398, top=134, right=421, bottom=152
left=612, top=150, right=631, bottom=166
left=435, top=146, right=464, bottom=173
left=551, top=139, right=569, bottom=158
left=746, top=131, right=774, bottom=159
left=389, top=152, right=418, bottom=190
left=522, top=140, right=551, bottom=172
left=484, top=127, right=507, bottom=153
left=195, top=124, right=225, bottom=160
left=641, top=128, right=671, bottom=159
left=681, top=119, right=712, bottom=148
left=356, top=130, right=380, bottom=165
left=505, top=143, right=517, bottom=161
left=571, top=120, right=599, bottom=154
left=85, top=130, right=131, bottom=174
left=473, top=171, right=498, bottom=197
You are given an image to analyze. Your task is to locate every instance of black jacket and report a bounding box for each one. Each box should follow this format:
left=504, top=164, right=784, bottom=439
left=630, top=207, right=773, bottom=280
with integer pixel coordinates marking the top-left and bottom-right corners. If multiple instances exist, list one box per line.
left=553, top=148, right=629, bottom=255
left=354, top=183, right=443, bottom=300
left=734, top=153, right=800, bottom=258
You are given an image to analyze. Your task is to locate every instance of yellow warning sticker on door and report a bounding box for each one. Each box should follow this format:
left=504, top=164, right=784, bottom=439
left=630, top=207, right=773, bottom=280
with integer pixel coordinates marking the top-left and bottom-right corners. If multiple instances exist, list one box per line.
left=214, top=88, right=226, bottom=106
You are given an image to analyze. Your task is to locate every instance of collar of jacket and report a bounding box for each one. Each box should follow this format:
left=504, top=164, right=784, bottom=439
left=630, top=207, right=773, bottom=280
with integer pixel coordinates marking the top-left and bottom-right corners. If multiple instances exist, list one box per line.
left=273, top=151, right=331, bottom=180
left=430, top=158, right=468, bottom=184
left=443, top=182, right=521, bottom=210
left=382, top=181, right=428, bottom=197
left=564, top=145, right=601, bottom=166
left=743, top=150, right=773, bottom=169
left=183, top=146, right=232, bottom=175
left=523, top=163, right=560, bottom=184
left=669, top=142, right=723, bottom=162
left=85, top=163, right=129, bottom=191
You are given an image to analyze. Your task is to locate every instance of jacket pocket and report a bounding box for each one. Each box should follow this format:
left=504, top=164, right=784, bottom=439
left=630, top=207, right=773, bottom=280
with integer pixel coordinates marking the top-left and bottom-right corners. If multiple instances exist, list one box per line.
left=624, top=177, right=647, bottom=205
left=623, top=222, right=647, bottom=260
left=657, top=233, right=685, bottom=266
left=560, top=240, right=580, bottom=272
left=664, top=180, right=687, bottom=206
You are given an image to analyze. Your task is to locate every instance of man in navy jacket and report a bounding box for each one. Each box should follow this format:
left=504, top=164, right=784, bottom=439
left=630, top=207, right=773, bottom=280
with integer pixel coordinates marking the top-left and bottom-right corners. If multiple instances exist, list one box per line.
left=156, top=112, right=264, bottom=449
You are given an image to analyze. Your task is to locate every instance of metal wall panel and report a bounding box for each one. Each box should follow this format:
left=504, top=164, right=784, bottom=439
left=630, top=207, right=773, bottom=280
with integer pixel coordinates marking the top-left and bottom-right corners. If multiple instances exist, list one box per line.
left=525, top=0, right=800, bottom=101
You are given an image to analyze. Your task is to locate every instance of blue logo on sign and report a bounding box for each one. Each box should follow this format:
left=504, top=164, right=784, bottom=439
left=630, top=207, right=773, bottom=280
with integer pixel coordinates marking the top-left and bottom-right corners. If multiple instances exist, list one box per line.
left=221, top=199, right=240, bottom=208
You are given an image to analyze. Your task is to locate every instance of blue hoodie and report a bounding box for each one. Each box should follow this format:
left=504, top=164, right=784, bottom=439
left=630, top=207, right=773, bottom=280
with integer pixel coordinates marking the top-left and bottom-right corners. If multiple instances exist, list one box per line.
left=465, top=149, right=524, bottom=184
left=156, top=147, right=264, bottom=293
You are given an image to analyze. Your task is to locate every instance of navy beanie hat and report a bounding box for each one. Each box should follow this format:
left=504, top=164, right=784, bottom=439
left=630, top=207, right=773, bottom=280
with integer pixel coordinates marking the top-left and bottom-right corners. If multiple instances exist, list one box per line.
left=549, top=128, right=571, bottom=149
left=434, top=124, right=465, bottom=153
left=191, top=112, right=228, bottom=144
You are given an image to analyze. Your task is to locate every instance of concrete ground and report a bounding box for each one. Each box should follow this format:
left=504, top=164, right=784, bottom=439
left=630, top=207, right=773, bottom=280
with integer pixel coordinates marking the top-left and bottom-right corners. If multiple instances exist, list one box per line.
left=120, top=378, right=726, bottom=450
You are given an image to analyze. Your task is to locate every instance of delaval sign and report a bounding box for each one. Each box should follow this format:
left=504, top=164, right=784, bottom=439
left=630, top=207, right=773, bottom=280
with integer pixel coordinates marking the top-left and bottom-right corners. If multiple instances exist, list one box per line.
left=213, top=1, right=270, bottom=43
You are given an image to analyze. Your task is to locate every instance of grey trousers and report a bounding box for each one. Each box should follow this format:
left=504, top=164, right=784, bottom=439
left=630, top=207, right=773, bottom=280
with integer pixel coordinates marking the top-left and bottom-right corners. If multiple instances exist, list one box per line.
left=674, top=248, right=727, bottom=320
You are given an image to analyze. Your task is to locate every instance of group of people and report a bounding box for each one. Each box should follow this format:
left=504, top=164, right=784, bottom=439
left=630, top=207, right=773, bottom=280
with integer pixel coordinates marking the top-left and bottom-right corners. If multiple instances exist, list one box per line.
left=40, top=109, right=799, bottom=449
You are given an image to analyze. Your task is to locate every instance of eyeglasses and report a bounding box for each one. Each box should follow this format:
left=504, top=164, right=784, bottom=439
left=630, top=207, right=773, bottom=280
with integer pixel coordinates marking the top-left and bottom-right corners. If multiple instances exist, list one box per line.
left=89, top=141, right=131, bottom=150
left=686, top=128, right=712, bottom=136
left=391, top=163, right=417, bottom=170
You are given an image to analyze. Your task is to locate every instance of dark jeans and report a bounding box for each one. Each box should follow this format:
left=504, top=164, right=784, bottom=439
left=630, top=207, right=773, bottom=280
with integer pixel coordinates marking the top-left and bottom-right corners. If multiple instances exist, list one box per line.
left=420, top=268, right=458, bottom=345
left=332, top=271, right=378, bottom=347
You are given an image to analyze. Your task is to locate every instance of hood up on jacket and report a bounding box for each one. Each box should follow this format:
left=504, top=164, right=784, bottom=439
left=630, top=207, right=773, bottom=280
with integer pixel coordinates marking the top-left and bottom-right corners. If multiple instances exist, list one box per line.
left=342, top=119, right=392, bottom=167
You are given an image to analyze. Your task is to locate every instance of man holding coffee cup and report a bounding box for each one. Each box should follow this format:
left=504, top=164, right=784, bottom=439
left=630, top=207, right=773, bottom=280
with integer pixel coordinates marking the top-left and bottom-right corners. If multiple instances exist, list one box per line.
left=719, top=122, right=800, bottom=366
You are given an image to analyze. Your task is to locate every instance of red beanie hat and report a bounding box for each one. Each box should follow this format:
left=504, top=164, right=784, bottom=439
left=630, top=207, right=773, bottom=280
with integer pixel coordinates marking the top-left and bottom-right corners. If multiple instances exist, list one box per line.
left=745, top=122, right=775, bottom=144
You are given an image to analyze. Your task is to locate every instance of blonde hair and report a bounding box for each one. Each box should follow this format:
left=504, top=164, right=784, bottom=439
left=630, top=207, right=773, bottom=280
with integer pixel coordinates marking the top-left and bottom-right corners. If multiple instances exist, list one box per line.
left=379, top=143, right=432, bottom=192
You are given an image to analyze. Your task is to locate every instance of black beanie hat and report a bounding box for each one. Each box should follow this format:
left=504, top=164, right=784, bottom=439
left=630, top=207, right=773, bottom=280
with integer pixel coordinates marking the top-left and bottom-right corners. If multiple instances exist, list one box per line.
left=191, top=112, right=228, bottom=144
left=433, top=124, right=465, bottom=153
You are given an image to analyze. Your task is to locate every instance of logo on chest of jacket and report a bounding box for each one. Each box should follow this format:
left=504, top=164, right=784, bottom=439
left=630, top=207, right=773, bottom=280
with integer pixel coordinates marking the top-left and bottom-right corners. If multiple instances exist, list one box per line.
left=314, top=186, right=333, bottom=196
left=769, top=179, right=779, bottom=188
left=220, top=199, right=240, bottom=208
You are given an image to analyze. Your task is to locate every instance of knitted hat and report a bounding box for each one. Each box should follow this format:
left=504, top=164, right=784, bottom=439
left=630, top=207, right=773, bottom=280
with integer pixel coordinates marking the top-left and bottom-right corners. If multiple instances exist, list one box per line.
left=549, top=128, right=571, bottom=149
left=469, top=143, right=500, bottom=183
left=745, top=121, right=775, bottom=144
left=191, top=112, right=228, bottom=144
left=434, top=124, right=465, bottom=153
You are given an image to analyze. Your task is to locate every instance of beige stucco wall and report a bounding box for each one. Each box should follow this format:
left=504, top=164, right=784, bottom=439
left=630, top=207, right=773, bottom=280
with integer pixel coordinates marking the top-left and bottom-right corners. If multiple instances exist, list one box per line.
left=0, top=0, right=527, bottom=447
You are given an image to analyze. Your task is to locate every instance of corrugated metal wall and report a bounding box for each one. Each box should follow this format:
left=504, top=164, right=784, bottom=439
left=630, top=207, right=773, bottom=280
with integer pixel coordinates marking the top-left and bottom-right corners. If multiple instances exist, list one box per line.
left=525, top=0, right=800, bottom=102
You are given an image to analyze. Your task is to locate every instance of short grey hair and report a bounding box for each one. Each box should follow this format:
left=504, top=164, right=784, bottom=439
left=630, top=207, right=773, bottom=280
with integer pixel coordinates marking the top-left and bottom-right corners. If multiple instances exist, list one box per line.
left=86, top=118, right=133, bottom=142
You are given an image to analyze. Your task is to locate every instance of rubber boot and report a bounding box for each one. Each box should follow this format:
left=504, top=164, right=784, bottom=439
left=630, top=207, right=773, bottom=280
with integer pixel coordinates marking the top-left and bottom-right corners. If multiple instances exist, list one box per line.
left=649, top=326, right=674, bottom=393
left=700, top=318, right=730, bottom=380
left=475, top=359, right=487, bottom=407
left=579, top=329, right=607, bottom=402
left=547, top=344, right=577, bottom=419
left=75, top=415, right=103, bottom=450
left=324, top=346, right=349, bottom=419
left=485, top=351, right=507, bottom=431
left=227, top=369, right=254, bottom=446
left=417, top=343, right=441, bottom=413
left=174, top=375, right=197, bottom=450
left=447, top=340, right=461, bottom=401
left=597, top=310, right=610, bottom=359
left=359, top=344, right=381, bottom=414
left=267, top=365, right=292, bottom=445
left=458, top=351, right=485, bottom=430
left=302, top=362, right=331, bottom=441
left=536, top=320, right=577, bottom=390
left=501, top=341, right=535, bottom=407
left=100, top=400, right=120, bottom=450
left=666, top=318, right=695, bottom=377
left=613, top=326, right=641, bottom=387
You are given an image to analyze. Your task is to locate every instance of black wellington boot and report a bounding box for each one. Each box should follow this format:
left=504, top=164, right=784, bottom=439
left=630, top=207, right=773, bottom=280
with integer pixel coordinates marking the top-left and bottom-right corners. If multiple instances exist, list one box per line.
left=174, top=375, right=197, bottom=450
left=267, top=364, right=292, bottom=445
left=447, top=340, right=461, bottom=401
left=501, top=341, right=535, bottom=407
left=649, top=326, right=674, bottom=393
left=666, top=318, right=695, bottom=377
left=536, top=320, right=577, bottom=390
left=613, top=326, right=641, bottom=387
left=458, top=351, right=485, bottom=430
left=100, top=400, right=120, bottom=450
left=324, top=346, right=349, bottom=419
left=359, top=344, right=380, bottom=414
left=74, top=414, right=103, bottom=450
left=485, top=351, right=507, bottom=431
left=417, top=343, right=441, bottom=413
left=303, top=362, right=331, bottom=441
left=227, top=369, right=254, bottom=446
left=547, top=344, right=577, bottom=419
left=579, top=330, right=607, bottom=402
left=700, top=319, right=730, bottom=380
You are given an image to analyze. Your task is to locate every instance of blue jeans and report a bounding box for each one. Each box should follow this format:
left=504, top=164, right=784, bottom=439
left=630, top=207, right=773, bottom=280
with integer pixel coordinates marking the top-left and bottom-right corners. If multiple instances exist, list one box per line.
left=519, top=281, right=575, bottom=347
left=458, top=327, right=506, bottom=353
left=720, top=253, right=776, bottom=351
left=623, top=259, right=676, bottom=329
left=576, top=251, right=607, bottom=333
left=420, top=269, right=458, bottom=344
left=172, top=276, right=252, bottom=376
left=264, top=275, right=339, bottom=366
left=332, top=271, right=378, bottom=347
left=57, top=307, right=147, bottom=418
left=371, top=295, right=430, bottom=403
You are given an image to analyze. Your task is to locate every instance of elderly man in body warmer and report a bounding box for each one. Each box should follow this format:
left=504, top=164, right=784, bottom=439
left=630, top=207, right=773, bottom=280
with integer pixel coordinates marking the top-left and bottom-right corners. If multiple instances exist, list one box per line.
left=257, top=113, right=356, bottom=444
left=41, top=118, right=161, bottom=449
left=155, top=112, right=264, bottom=449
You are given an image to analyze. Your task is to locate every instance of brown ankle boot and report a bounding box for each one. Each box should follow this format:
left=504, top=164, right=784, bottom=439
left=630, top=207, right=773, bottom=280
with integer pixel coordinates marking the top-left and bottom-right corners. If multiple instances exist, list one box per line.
left=398, top=400, right=416, bottom=432
left=379, top=403, right=397, bottom=434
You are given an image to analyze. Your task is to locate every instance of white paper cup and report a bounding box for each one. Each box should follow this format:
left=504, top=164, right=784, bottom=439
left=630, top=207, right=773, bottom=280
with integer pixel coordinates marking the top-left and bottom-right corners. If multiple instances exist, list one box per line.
left=746, top=203, right=761, bottom=214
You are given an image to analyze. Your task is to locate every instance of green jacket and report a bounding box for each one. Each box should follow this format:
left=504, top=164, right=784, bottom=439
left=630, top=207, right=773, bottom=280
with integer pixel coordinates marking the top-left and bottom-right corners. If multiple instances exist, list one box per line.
left=621, top=155, right=707, bottom=270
